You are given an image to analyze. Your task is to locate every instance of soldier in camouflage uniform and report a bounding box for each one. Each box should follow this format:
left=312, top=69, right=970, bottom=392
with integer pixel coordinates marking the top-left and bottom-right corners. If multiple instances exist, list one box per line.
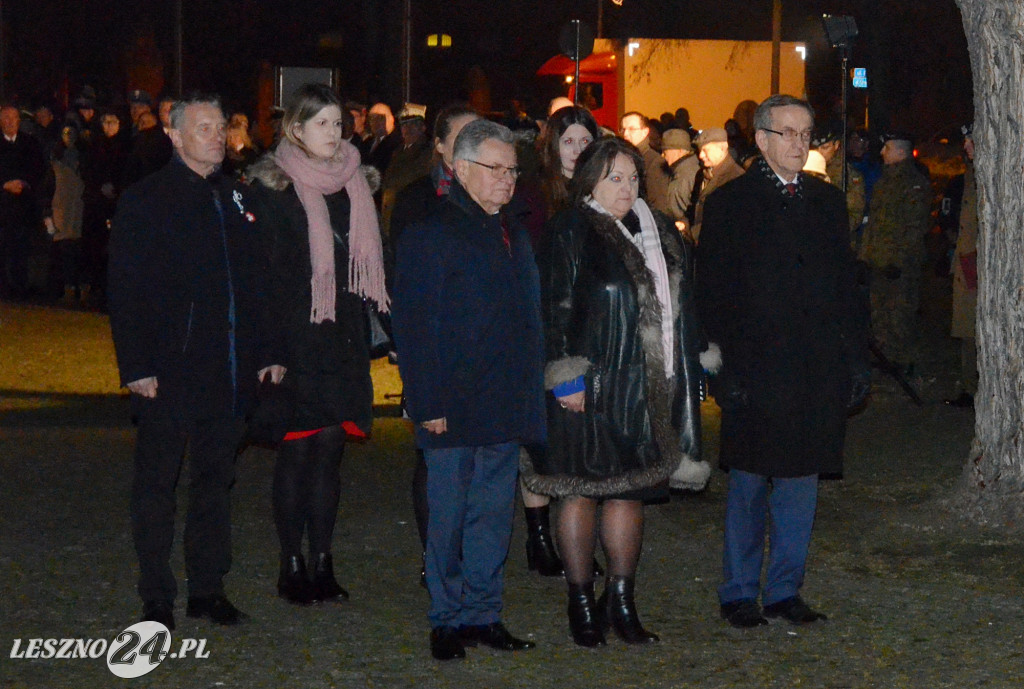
left=814, top=128, right=866, bottom=250
left=858, top=132, right=932, bottom=368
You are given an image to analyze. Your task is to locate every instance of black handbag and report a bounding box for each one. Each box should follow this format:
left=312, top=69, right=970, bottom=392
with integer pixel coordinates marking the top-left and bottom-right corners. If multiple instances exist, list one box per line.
left=364, top=300, right=393, bottom=360
left=244, top=374, right=295, bottom=447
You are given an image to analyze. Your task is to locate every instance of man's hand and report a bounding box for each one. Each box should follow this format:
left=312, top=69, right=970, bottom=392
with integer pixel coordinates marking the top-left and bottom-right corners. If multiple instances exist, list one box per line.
left=3, top=179, right=25, bottom=195
left=420, top=418, right=448, bottom=434
left=127, top=376, right=158, bottom=398
left=557, top=391, right=585, bottom=413
left=258, top=365, right=286, bottom=384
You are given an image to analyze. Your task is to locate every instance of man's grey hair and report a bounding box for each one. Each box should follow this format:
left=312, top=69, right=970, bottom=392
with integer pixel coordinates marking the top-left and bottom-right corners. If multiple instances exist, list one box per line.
left=452, top=119, right=515, bottom=162
left=168, top=92, right=223, bottom=130
left=753, top=94, right=815, bottom=132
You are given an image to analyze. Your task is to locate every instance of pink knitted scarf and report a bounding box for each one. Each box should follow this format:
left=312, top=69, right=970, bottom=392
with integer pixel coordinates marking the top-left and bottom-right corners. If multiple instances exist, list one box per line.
left=274, top=138, right=389, bottom=323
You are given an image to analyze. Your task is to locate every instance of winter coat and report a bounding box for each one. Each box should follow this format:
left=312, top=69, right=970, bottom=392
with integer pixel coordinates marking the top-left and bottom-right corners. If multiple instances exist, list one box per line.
left=520, top=204, right=704, bottom=497
left=246, top=154, right=374, bottom=434
left=392, top=178, right=546, bottom=450
left=951, top=161, right=977, bottom=339
left=50, top=147, right=85, bottom=242
left=0, top=133, right=47, bottom=229
left=638, top=138, right=670, bottom=215
left=665, top=153, right=701, bottom=223
left=108, top=157, right=275, bottom=420
left=690, top=154, right=745, bottom=243
left=696, top=165, right=868, bottom=478
left=380, top=139, right=433, bottom=237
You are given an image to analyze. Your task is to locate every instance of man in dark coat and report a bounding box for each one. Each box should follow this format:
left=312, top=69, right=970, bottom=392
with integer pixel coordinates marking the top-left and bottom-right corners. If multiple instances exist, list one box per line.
left=661, top=128, right=701, bottom=227
left=392, top=119, right=545, bottom=661
left=108, top=94, right=282, bottom=631
left=690, top=127, right=745, bottom=244
left=0, top=105, right=47, bottom=299
left=620, top=112, right=670, bottom=214
left=697, top=95, right=869, bottom=628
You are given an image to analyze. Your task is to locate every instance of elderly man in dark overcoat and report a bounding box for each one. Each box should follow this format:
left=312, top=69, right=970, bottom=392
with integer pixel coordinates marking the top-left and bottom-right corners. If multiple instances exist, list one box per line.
left=696, top=94, right=869, bottom=628
left=392, top=119, right=546, bottom=661
left=108, top=94, right=282, bottom=631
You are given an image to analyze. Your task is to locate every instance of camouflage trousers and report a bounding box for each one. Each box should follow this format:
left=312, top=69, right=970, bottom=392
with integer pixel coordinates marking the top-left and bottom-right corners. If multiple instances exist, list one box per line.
left=870, top=270, right=920, bottom=365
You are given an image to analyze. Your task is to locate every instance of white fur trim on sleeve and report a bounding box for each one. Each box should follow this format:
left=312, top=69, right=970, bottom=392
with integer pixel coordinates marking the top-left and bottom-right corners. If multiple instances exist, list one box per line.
left=700, top=342, right=722, bottom=374
left=544, top=356, right=591, bottom=391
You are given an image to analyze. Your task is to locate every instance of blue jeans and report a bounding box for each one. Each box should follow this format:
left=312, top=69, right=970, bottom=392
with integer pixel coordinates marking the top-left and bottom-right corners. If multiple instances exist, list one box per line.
left=719, top=469, right=818, bottom=607
left=423, top=442, right=518, bottom=628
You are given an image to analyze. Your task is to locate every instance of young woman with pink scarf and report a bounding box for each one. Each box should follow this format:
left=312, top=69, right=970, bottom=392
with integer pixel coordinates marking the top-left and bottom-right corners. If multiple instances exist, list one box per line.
left=248, top=83, right=388, bottom=606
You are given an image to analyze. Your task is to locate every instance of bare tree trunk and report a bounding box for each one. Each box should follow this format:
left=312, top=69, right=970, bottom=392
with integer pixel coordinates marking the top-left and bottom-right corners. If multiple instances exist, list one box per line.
left=953, top=0, right=1024, bottom=524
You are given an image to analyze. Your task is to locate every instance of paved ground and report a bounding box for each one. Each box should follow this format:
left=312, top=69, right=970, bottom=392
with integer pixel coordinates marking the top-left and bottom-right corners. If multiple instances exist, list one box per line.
left=1, top=288, right=1022, bottom=689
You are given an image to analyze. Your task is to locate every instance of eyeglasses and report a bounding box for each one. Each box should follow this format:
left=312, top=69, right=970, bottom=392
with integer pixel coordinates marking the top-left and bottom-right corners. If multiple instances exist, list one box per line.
left=761, top=127, right=813, bottom=143
left=468, top=160, right=521, bottom=180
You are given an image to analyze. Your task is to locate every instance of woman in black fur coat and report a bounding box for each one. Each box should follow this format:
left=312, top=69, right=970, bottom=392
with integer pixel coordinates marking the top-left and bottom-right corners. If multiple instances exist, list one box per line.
left=522, top=137, right=706, bottom=647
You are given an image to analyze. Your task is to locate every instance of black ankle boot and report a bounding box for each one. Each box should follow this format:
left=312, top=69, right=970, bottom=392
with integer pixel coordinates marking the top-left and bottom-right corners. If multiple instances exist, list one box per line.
left=524, top=506, right=564, bottom=576
left=567, top=581, right=606, bottom=647
left=277, top=554, right=315, bottom=606
left=311, top=553, right=349, bottom=602
left=601, top=575, right=659, bottom=644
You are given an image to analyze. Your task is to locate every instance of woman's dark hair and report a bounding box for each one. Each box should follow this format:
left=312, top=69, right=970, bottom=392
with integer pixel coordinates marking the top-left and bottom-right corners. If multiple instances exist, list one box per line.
left=569, top=137, right=645, bottom=208
left=433, top=103, right=479, bottom=144
left=281, top=83, right=342, bottom=156
left=540, top=105, right=599, bottom=215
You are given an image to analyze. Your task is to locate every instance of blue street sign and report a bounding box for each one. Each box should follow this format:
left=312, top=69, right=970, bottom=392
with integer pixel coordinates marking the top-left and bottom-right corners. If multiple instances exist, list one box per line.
left=852, top=67, right=867, bottom=89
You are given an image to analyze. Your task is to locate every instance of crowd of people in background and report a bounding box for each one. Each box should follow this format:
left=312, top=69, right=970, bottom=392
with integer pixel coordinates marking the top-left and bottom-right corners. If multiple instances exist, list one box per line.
left=2, top=79, right=978, bottom=662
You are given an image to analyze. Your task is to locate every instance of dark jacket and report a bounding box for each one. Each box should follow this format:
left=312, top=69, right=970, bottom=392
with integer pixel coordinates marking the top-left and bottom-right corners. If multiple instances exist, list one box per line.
left=638, top=138, right=670, bottom=215
left=392, top=178, right=546, bottom=450
left=122, top=128, right=173, bottom=187
left=108, top=157, right=275, bottom=420
left=666, top=153, right=701, bottom=223
left=246, top=155, right=373, bottom=433
left=521, top=204, right=704, bottom=497
left=389, top=172, right=443, bottom=250
left=696, top=163, right=868, bottom=478
left=690, top=154, right=745, bottom=243
left=0, top=133, right=47, bottom=228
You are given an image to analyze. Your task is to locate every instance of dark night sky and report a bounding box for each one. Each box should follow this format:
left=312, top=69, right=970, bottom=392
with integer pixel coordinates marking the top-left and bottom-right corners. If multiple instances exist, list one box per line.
left=2, top=0, right=972, bottom=138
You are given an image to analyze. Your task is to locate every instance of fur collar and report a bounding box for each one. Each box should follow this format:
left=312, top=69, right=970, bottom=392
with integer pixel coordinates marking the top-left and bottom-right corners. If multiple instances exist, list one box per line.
left=522, top=205, right=689, bottom=497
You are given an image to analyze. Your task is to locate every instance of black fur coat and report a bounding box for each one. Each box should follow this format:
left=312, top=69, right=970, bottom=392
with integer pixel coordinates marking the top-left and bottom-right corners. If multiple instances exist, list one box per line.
left=521, top=203, right=703, bottom=497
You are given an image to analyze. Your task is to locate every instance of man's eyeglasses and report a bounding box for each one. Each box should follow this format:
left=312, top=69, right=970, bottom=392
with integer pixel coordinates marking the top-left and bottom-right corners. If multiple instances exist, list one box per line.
left=761, top=127, right=813, bottom=144
left=468, top=160, right=521, bottom=180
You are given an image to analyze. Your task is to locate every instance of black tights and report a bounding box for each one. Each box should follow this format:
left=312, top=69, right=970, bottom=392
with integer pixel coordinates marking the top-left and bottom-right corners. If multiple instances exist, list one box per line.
left=273, top=425, right=345, bottom=559
left=558, top=497, right=643, bottom=585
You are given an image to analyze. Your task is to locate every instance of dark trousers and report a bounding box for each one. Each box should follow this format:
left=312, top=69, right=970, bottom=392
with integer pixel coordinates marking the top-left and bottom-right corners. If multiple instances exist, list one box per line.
left=423, top=442, right=518, bottom=629
left=131, top=399, right=244, bottom=603
left=0, top=222, right=32, bottom=297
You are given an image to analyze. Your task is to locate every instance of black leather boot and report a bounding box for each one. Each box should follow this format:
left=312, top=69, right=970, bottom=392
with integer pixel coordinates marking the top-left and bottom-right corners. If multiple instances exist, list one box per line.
left=277, top=554, right=315, bottom=606
left=600, top=575, right=659, bottom=644
left=311, top=553, right=349, bottom=602
left=524, top=506, right=564, bottom=576
left=567, top=581, right=606, bottom=647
